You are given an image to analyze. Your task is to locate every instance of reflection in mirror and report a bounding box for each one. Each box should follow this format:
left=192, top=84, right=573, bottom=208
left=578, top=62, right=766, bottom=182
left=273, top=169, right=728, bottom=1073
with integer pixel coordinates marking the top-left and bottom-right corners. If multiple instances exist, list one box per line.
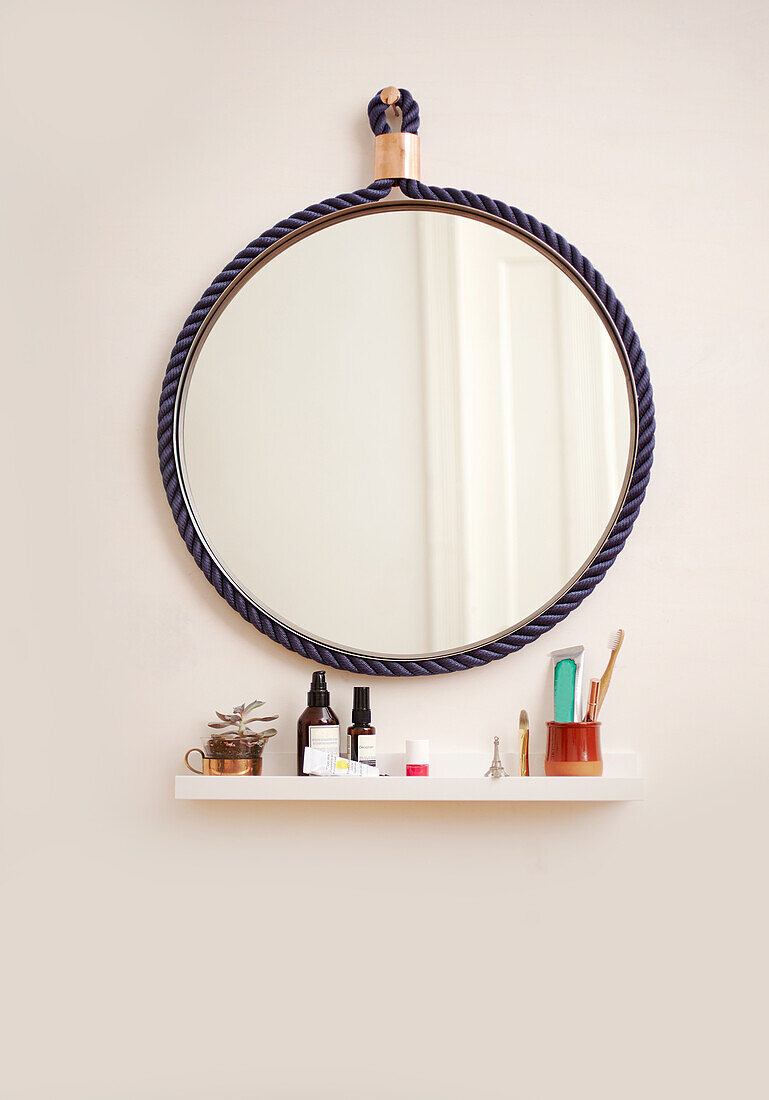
left=178, top=206, right=636, bottom=658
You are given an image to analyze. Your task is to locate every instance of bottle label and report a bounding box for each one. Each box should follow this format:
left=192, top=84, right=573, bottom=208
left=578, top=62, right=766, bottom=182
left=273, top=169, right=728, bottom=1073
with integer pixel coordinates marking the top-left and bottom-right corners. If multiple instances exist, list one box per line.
left=356, top=733, right=376, bottom=764
left=309, top=724, right=339, bottom=754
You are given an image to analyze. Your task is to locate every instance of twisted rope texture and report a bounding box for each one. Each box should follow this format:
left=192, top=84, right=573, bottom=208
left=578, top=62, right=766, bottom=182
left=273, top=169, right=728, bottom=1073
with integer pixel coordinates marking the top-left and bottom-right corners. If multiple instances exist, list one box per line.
left=158, top=108, right=654, bottom=675
left=367, top=88, right=420, bottom=135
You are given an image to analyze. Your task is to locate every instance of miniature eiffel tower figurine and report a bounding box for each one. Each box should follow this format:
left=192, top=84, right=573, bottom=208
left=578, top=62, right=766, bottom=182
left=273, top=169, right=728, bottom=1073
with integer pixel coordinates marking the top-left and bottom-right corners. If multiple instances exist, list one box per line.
left=484, top=736, right=509, bottom=778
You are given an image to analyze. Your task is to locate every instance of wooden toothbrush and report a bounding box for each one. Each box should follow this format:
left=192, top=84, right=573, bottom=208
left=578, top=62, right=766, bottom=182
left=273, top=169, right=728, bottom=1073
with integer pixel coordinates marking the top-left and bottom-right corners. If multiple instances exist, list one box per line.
left=596, top=629, right=624, bottom=716
left=518, top=710, right=530, bottom=776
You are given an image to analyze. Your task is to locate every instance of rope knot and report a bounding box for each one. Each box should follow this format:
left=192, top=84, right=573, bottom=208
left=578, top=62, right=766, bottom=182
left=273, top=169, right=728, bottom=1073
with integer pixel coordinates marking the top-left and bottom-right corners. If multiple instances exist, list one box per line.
left=367, top=87, right=420, bottom=136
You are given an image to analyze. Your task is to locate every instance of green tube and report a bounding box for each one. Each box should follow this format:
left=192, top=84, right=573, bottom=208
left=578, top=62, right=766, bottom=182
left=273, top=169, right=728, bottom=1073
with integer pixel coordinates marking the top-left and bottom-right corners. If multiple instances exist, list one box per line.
left=550, top=645, right=585, bottom=723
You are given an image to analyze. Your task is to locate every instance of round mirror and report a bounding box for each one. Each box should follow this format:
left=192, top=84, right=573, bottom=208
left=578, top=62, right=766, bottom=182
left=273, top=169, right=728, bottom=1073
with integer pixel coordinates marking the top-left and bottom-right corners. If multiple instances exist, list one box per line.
left=171, top=201, right=638, bottom=664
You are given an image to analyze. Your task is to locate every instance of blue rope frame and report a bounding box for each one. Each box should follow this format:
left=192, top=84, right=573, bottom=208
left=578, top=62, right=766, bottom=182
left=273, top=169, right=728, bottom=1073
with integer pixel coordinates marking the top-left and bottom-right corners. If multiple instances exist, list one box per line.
left=157, top=94, right=654, bottom=677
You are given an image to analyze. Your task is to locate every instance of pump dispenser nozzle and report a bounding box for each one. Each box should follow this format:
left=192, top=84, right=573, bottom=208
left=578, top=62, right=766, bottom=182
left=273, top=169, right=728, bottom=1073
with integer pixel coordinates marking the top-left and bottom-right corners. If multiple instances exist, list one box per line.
left=308, top=670, right=330, bottom=708
left=352, top=686, right=371, bottom=726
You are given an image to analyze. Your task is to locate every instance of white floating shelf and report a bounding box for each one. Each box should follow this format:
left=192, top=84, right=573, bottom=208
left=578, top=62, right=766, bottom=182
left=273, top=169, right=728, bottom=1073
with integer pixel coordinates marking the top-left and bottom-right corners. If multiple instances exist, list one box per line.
left=174, top=775, right=642, bottom=802
left=175, top=752, right=642, bottom=803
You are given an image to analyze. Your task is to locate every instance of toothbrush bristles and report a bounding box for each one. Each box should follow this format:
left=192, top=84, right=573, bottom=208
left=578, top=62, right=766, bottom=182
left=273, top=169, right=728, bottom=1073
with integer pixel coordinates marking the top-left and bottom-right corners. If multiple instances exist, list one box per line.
left=608, top=629, right=623, bottom=650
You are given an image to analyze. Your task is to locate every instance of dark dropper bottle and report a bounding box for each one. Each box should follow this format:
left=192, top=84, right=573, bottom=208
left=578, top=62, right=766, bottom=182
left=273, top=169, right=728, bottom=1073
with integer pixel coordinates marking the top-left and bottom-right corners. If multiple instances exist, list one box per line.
left=297, top=671, right=340, bottom=776
left=347, top=686, right=376, bottom=767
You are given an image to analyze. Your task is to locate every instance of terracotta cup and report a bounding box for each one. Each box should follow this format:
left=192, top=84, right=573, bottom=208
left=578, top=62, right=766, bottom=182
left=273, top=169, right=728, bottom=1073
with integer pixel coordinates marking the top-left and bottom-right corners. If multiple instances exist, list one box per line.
left=545, top=721, right=603, bottom=777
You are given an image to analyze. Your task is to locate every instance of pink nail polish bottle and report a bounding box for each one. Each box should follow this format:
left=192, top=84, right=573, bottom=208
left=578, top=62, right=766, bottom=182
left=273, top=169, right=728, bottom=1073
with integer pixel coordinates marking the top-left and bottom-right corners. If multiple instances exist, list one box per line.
left=405, top=739, right=430, bottom=776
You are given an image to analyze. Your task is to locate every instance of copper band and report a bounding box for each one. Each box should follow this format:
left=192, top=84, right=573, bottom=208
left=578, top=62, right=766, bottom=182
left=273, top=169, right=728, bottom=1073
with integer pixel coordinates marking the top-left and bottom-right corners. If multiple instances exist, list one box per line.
left=374, top=132, right=421, bottom=181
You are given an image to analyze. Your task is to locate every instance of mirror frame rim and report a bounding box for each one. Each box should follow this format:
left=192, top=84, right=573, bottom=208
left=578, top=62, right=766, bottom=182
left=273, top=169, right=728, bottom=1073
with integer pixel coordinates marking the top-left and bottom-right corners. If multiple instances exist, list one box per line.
left=158, top=186, right=655, bottom=676
left=175, top=202, right=639, bottom=656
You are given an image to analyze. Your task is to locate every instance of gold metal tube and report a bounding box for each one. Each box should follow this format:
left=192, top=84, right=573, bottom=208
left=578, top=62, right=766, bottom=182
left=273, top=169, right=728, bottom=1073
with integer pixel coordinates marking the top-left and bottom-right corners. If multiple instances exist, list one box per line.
left=374, top=132, right=421, bottom=181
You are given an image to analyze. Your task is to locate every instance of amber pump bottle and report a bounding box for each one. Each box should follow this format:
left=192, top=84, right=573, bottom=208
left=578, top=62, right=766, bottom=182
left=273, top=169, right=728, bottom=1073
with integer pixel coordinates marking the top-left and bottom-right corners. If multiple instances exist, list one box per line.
left=347, top=686, right=376, bottom=767
left=297, top=671, right=340, bottom=775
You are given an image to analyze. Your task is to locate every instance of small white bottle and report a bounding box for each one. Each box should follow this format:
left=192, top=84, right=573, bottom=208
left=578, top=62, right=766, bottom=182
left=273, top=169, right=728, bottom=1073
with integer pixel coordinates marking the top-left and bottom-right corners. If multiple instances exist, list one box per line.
left=405, top=739, right=430, bottom=777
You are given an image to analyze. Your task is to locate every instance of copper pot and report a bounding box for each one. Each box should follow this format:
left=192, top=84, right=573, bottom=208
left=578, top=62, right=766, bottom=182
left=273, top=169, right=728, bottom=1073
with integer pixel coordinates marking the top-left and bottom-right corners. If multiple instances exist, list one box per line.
left=184, top=749, right=263, bottom=776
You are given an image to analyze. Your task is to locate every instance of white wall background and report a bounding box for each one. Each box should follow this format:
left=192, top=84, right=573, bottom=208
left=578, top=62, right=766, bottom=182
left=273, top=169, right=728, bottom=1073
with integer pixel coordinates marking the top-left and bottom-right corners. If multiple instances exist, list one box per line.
left=2, top=2, right=767, bottom=1097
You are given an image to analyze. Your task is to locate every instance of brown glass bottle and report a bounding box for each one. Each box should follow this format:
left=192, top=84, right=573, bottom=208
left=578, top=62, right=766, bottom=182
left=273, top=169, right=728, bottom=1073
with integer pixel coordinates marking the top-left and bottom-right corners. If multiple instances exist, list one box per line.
left=347, top=686, right=376, bottom=767
left=297, top=671, right=340, bottom=776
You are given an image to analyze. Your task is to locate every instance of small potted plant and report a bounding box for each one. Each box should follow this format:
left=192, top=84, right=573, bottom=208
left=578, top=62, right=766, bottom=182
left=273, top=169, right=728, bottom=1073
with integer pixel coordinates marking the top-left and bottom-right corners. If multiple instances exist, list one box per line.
left=205, top=699, right=278, bottom=773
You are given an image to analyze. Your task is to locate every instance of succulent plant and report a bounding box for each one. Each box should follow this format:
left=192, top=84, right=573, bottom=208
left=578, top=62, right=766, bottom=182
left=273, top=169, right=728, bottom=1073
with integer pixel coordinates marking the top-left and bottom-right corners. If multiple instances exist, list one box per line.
left=208, top=699, right=279, bottom=741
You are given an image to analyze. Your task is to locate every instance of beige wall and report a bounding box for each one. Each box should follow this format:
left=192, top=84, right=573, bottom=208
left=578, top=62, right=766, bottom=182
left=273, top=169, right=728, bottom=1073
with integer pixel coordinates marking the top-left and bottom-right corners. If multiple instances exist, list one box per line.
left=2, top=1, right=767, bottom=1097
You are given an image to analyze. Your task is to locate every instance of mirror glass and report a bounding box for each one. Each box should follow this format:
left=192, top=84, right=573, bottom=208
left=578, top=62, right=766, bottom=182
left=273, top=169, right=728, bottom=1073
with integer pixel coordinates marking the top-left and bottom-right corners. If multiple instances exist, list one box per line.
left=177, top=204, right=637, bottom=659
